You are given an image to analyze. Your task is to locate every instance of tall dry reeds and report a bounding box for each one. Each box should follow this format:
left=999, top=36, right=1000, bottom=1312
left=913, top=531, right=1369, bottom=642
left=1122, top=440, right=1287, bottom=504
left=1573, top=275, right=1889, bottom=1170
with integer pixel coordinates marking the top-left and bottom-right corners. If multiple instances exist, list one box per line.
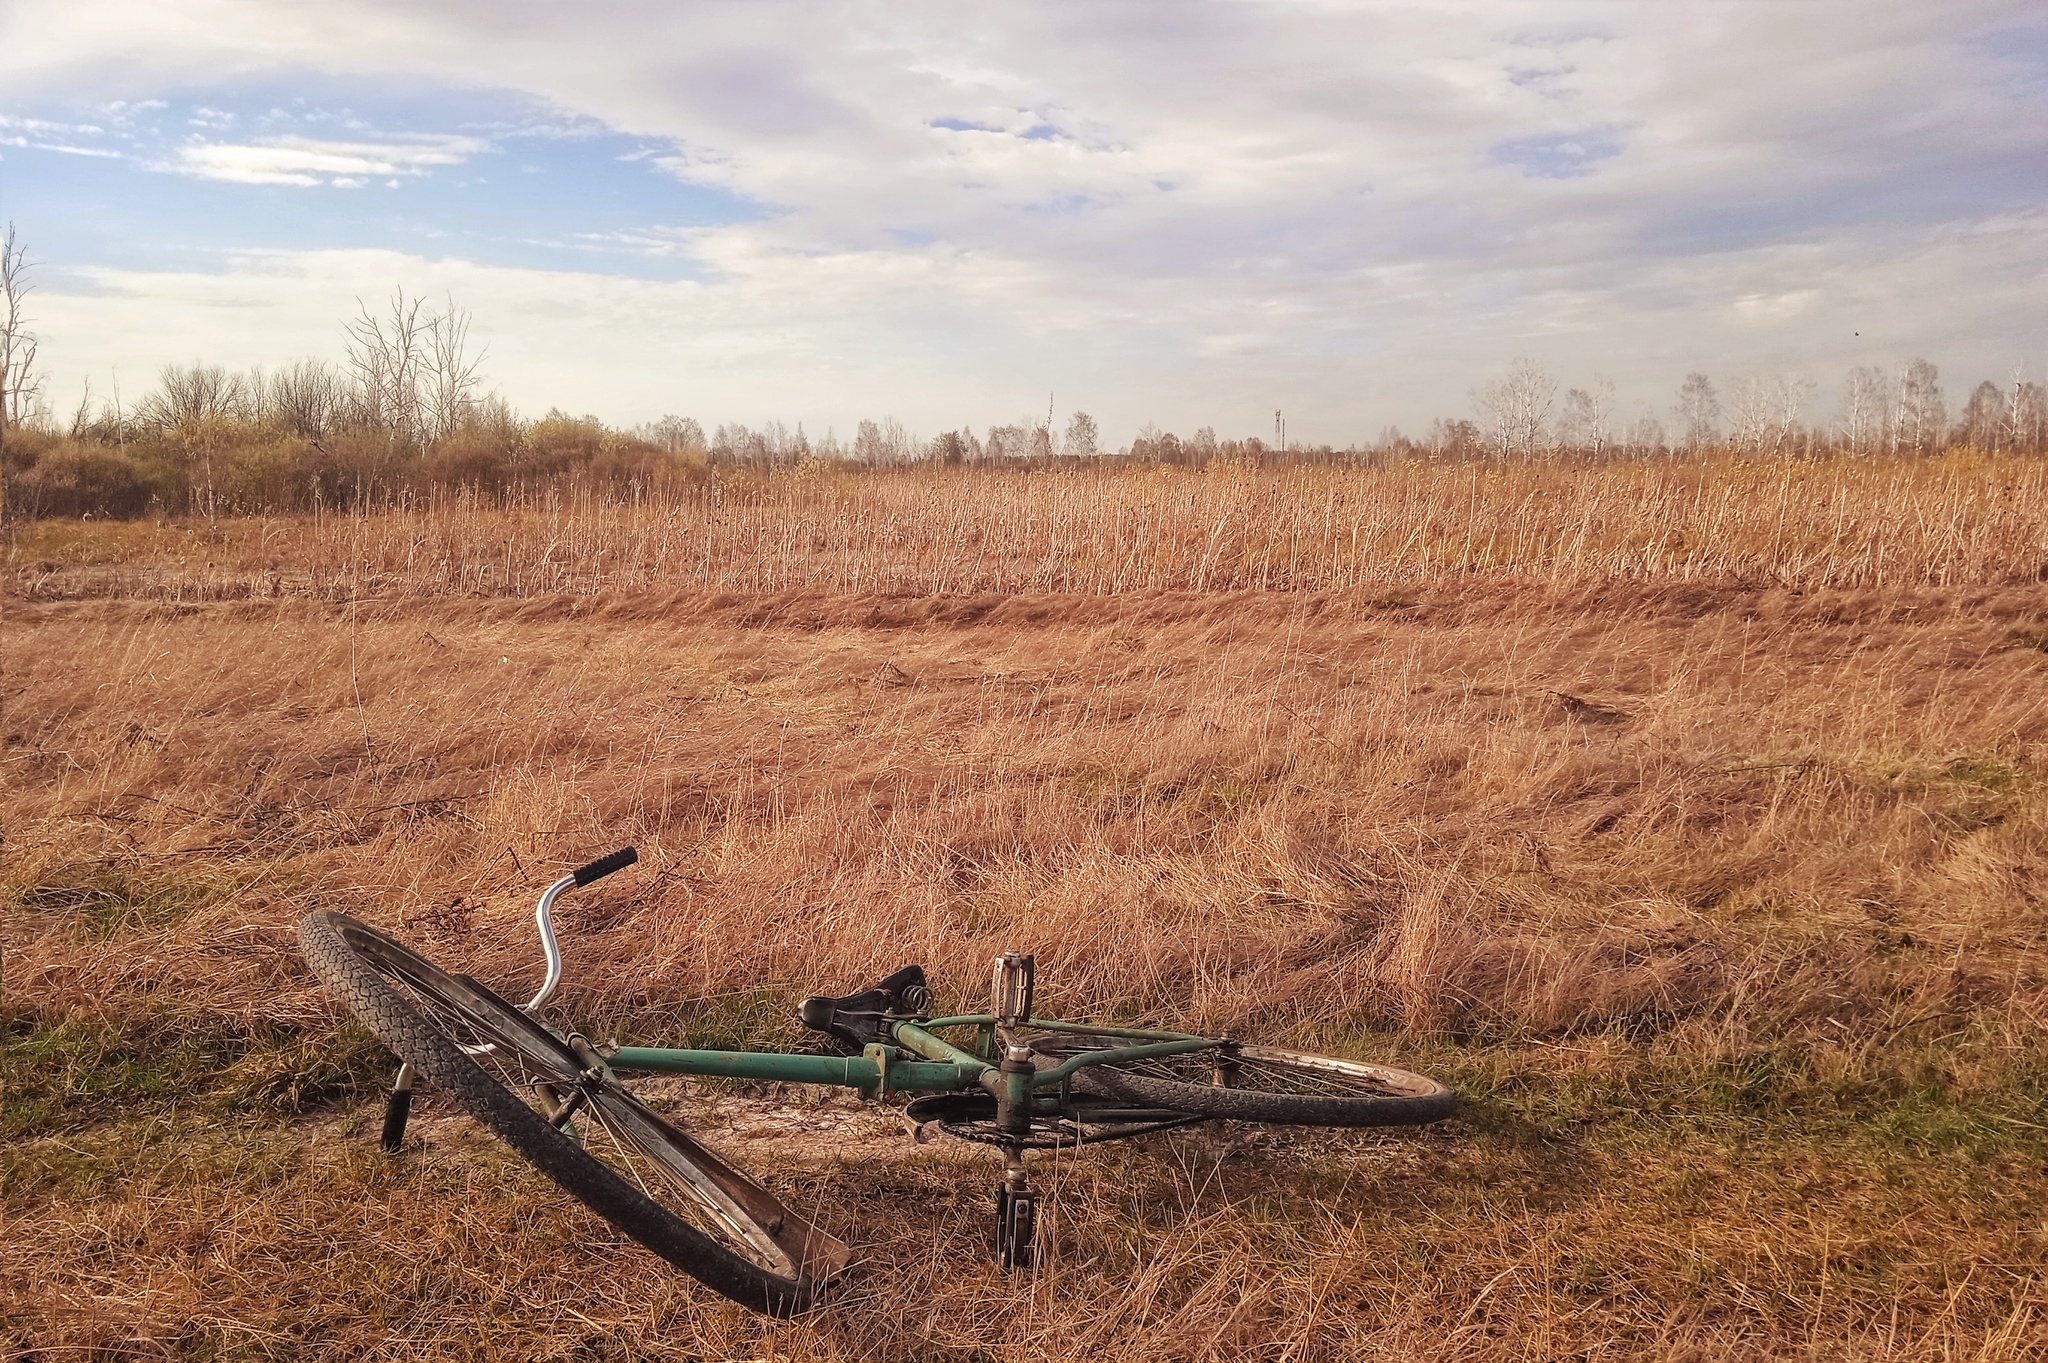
left=11, top=453, right=2044, bottom=604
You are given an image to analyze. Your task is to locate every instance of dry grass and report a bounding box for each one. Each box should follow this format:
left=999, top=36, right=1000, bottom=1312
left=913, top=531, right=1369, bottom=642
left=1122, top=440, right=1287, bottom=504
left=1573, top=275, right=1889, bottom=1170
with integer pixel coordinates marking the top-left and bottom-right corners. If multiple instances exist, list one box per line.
left=7, top=460, right=2048, bottom=1358
left=10, top=452, right=2048, bottom=604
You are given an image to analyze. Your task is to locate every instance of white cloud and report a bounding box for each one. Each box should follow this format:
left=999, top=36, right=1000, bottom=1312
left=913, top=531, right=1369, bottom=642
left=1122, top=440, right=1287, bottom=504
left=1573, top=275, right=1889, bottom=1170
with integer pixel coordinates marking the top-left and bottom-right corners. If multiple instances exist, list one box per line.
left=167, top=132, right=487, bottom=186
left=2, top=0, right=2045, bottom=438
left=1, top=135, right=122, bottom=157
left=0, top=111, right=121, bottom=156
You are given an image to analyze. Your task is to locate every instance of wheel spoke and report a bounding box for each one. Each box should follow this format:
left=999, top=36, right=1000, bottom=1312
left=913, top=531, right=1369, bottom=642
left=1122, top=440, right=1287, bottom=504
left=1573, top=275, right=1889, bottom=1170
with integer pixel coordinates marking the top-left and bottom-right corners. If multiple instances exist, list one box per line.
left=301, top=910, right=846, bottom=1312
left=1022, top=1030, right=1451, bottom=1126
left=333, top=916, right=819, bottom=1278
left=588, top=1104, right=658, bottom=1201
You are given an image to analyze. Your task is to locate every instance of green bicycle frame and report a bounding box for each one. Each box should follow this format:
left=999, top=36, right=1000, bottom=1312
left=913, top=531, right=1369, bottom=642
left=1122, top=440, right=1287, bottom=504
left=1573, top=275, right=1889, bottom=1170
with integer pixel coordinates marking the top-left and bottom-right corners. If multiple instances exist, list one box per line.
left=605, top=1016, right=1219, bottom=1105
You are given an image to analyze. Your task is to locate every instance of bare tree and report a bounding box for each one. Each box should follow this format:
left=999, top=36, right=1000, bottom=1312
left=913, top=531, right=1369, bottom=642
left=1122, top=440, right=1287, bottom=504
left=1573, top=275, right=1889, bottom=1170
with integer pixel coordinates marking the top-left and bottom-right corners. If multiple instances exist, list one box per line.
left=853, top=418, right=886, bottom=464
left=1477, top=358, right=1556, bottom=459
left=849, top=417, right=914, bottom=465
left=1, top=223, right=44, bottom=484
left=1838, top=366, right=1890, bottom=455
left=643, top=415, right=706, bottom=455
left=1674, top=372, right=1721, bottom=453
left=1896, top=358, right=1946, bottom=455
left=1771, top=374, right=1817, bottom=456
left=1733, top=373, right=1816, bottom=456
left=340, top=290, right=487, bottom=444
left=1959, top=380, right=2004, bottom=452
left=1427, top=417, right=1484, bottom=460
left=269, top=359, right=345, bottom=438
left=1626, top=413, right=1667, bottom=457
left=345, top=289, right=430, bottom=439
left=985, top=421, right=1039, bottom=462
left=1728, top=377, right=1769, bottom=454
left=423, top=296, right=486, bottom=442
left=878, top=417, right=913, bottom=465
left=1063, top=410, right=1099, bottom=458
left=140, top=362, right=247, bottom=429
left=1557, top=376, right=1614, bottom=457
left=2010, top=376, right=2048, bottom=456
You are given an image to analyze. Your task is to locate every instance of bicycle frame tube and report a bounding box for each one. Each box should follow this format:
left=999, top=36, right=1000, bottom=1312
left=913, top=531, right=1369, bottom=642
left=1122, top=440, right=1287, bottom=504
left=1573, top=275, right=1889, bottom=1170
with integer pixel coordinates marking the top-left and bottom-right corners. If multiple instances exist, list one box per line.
left=605, top=1047, right=984, bottom=1094
left=897, top=1017, right=1221, bottom=1091
left=603, top=1018, right=1222, bottom=1099
left=922, top=1016, right=1215, bottom=1043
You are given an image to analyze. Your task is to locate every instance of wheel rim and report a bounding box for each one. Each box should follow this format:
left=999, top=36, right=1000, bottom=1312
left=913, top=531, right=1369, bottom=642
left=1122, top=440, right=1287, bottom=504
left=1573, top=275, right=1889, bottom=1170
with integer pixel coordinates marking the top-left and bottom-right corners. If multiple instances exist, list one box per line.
left=338, top=920, right=813, bottom=1279
left=1027, top=1033, right=1439, bottom=1101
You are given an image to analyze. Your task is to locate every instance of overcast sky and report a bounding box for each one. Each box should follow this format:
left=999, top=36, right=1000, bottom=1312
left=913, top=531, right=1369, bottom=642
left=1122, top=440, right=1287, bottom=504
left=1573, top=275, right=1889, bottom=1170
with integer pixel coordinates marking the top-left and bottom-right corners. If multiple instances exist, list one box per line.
left=2, top=1, right=2044, bottom=446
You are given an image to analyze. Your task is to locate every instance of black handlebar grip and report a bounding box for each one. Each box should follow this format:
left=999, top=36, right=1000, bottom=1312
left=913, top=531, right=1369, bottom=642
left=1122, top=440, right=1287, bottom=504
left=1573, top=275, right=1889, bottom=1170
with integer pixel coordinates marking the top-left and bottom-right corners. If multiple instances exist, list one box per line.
left=571, top=846, right=638, bottom=886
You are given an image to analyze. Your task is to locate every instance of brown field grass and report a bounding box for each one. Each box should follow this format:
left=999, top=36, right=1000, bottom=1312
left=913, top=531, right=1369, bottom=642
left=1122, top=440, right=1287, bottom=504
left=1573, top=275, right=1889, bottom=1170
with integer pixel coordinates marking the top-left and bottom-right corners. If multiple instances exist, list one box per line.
left=7, top=458, right=2048, bottom=1359
left=10, top=453, right=2048, bottom=604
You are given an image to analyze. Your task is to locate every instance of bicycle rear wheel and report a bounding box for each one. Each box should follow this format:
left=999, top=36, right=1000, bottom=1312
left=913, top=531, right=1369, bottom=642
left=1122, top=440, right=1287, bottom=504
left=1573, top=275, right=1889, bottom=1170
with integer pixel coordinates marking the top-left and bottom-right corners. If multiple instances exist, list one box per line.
left=1034, top=1033, right=1455, bottom=1127
left=298, top=910, right=848, bottom=1315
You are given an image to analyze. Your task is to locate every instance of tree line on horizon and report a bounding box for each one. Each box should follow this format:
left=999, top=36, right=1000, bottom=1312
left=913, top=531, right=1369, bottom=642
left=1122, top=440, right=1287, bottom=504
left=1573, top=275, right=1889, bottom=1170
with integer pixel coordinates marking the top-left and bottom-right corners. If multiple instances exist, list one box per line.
left=2, top=233, right=2044, bottom=521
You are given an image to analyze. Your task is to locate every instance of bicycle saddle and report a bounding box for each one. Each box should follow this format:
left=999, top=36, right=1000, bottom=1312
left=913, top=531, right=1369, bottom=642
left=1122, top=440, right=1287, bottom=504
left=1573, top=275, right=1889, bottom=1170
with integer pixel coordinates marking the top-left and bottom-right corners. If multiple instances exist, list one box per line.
left=797, top=965, right=933, bottom=1050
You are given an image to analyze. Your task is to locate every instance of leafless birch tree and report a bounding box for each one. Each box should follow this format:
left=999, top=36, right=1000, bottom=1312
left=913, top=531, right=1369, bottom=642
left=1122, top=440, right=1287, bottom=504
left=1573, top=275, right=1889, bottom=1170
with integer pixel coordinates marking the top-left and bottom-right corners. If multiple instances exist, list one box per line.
left=1, top=223, right=45, bottom=481
left=1557, top=376, right=1614, bottom=457
left=1732, top=374, right=1816, bottom=456
left=2004, top=366, right=2047, bottom=455
left=1478, top=358, right=1556, bottom=459
left=1838, top=366, right=1889, bottom=454
left=1674, top=372, right=1720, bottom=453
left=1063, top=411, right=1099, bottom=458
left=1896, top=358, right=1946, bottom=455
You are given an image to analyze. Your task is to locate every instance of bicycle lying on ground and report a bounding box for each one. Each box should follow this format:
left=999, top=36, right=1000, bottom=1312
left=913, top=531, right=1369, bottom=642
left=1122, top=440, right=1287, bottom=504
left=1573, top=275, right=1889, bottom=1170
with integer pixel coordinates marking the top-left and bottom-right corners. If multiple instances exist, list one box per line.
left=298, top=848, right=1456, bottom=1316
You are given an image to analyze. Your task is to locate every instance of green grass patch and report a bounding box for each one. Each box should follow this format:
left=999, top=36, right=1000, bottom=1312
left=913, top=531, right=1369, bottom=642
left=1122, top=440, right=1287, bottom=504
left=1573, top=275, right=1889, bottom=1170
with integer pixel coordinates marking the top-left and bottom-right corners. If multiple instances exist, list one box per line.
left=1066, top=764, right=1266, bottom=819
left=1, top=1013, right=390, bottom=1140
left=1944, top=755, right=2019, bottom=790
left=2008, top=626, right=2048, bottom=654
left=11, top=862, right=227, bottom=939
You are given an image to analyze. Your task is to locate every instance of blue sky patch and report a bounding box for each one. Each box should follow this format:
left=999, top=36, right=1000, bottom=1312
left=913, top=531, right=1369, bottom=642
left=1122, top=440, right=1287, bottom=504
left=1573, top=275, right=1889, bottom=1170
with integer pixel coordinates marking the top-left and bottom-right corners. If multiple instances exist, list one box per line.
left=1490, top=128, right=1624, bottom=179
left=0, top=78, right=762, bottom=281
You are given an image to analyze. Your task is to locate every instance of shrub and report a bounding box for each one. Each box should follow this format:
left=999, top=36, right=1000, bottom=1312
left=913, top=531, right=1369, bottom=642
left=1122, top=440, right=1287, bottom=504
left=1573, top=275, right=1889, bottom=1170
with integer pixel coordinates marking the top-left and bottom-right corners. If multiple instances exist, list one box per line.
left=6, top=439, right=160, bottom=518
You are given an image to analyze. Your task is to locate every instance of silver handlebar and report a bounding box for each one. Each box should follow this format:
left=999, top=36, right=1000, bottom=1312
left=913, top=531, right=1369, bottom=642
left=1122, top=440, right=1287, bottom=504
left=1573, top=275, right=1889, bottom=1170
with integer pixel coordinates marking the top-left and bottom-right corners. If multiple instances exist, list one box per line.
left=522, top=873, right=579, bottom=1015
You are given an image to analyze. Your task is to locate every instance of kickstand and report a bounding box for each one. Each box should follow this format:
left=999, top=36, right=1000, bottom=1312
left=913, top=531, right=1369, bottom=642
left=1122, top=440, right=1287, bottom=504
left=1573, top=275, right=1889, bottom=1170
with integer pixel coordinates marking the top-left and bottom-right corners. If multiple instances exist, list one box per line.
left=380, top=1063, right=415, bottom=1151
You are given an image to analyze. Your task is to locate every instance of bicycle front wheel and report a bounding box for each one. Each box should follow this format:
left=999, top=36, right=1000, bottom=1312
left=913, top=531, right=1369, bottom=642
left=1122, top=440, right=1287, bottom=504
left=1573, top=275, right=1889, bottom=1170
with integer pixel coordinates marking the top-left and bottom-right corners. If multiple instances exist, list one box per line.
left=1035, top=1033, right=1456, bottom=1127
left=297, top=909, right=849, bottom=1316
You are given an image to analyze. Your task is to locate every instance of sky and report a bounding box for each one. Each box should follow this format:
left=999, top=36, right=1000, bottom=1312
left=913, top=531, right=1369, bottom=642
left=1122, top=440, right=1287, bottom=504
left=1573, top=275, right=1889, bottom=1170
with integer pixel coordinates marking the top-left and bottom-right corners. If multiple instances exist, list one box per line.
left=1, top=0, right=2044, bottom=447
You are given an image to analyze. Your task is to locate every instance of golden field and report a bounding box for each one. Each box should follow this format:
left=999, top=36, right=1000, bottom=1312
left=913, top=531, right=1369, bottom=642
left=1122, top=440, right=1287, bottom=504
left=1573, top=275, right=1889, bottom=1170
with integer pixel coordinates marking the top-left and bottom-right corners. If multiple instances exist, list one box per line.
left=7, top=454, right=2048, bottom=1360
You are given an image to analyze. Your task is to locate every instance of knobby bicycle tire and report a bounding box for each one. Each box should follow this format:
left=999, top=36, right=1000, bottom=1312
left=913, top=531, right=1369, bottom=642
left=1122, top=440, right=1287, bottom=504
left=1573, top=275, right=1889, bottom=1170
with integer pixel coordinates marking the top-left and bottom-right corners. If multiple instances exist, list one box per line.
left=1042, top=1035, right=1455, bottom=1127
left=298, top=909, right=847, bottom=1316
